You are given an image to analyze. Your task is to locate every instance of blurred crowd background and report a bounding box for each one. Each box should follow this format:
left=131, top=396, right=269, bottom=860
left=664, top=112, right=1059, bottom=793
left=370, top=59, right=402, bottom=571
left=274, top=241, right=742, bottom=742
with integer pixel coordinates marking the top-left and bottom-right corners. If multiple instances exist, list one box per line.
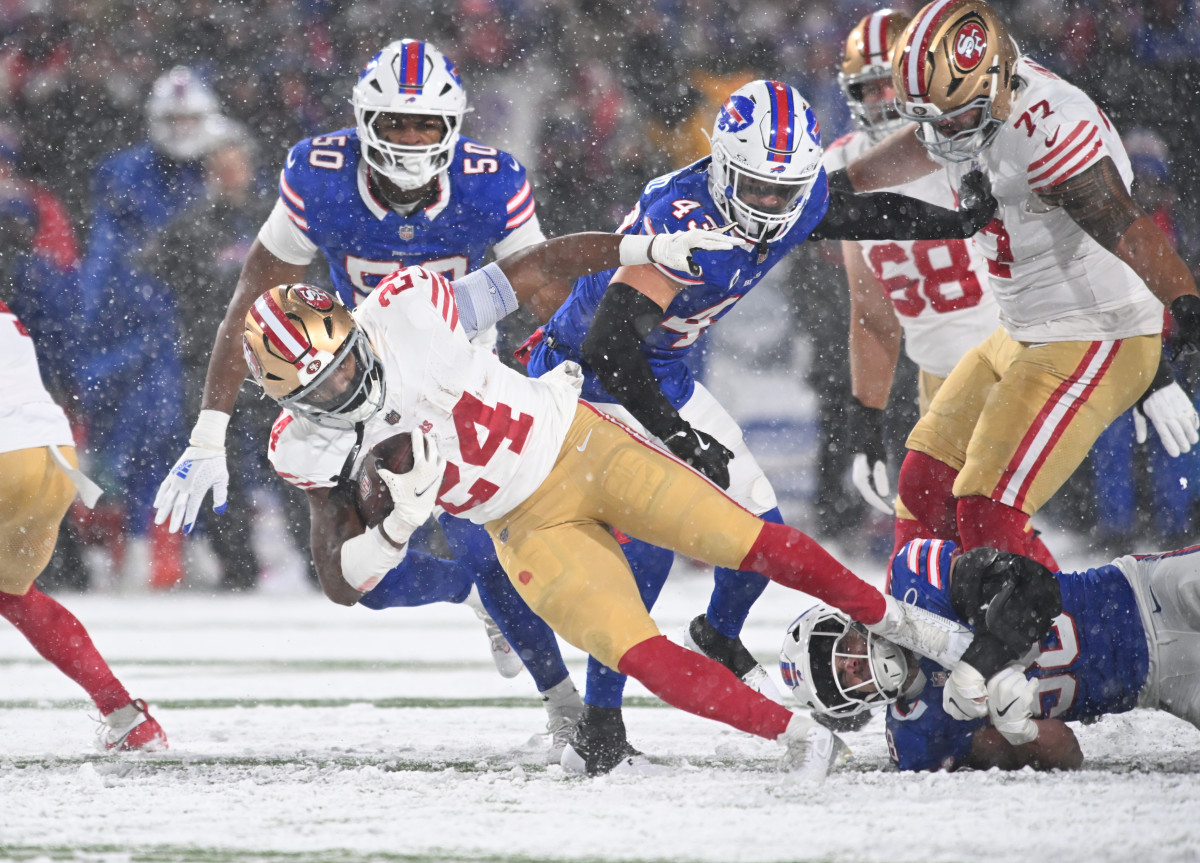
left=3, top=0, right=1200, bottom=594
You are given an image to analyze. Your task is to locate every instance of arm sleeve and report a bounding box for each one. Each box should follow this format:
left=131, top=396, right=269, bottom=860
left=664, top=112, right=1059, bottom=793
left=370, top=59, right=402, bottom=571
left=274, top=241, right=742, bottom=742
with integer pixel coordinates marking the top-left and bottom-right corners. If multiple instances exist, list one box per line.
left=580, top=282, right=687, bottom=441
left=453, top=263, right=518, bottom=338
left=809, top=188, right=978, bottom=241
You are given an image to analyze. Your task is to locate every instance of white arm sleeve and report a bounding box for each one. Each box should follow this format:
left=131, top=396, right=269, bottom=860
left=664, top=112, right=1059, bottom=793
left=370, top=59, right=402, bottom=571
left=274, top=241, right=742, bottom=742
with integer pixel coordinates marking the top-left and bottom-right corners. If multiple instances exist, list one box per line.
left=257, top=198, right=319, bottom=266
left=454, top=263, right=519, bottom=339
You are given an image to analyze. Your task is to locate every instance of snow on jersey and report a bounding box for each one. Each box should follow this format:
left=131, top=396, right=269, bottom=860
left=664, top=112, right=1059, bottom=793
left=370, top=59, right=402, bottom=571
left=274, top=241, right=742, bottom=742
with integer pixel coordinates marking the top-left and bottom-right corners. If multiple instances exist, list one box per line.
left=883, top=539, right=1150, bottom=771
left=527, top=157, right=830, bottom=407
left=268, top=266, right=579, bottom=524
left=258, top=127, right=544, bottom=307
left=825, top=132, right=998, bottom=377
left=936, top=58, right=1163, bottom=343
left=0, top=300, right=73, bottom=454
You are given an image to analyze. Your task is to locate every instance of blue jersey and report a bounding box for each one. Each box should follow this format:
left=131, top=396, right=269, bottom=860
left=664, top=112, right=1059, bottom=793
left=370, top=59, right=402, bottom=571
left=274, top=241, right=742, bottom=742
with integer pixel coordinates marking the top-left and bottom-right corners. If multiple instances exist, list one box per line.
left=276, top=127, right=538, bottom=306
left=525, top=157, right=829, bottom=406
left=884, top=539, right=1151, bottom=771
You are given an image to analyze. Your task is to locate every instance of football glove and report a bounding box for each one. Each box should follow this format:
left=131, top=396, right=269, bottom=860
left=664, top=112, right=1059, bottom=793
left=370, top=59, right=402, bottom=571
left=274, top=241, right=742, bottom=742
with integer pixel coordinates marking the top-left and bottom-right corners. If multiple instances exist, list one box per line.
left=986, top=664, right=1040, bottom=745
left=1134, top=380, right=1199, bottom=458
left=377, top=430, right=446, bottom=547
left=943, top=661, right=989, bottom=721
left=845, top=396, right=892, bottom=514
left=153, top=410, right=230, bottom=534
left=663, top=423, right=734, bottom=489
left=1168, top=294, right=1200, bottom=359
left=619, top=225, right=750, bottom=277
left=956, top=169, right=998, bottom=235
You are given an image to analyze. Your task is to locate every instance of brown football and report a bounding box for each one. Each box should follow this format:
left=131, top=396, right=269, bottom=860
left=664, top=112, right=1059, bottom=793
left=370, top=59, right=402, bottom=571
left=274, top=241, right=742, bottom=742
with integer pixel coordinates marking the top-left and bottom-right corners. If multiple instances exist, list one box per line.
left=354, top=433, right=416, bottom=527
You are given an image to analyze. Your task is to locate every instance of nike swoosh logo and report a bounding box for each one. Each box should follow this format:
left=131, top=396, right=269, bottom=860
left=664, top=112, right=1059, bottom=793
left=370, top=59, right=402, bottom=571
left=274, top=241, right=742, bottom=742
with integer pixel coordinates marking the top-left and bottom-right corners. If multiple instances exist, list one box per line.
left=697, top=438, right=711, bottom=451
left=415, top=478, right=439, bottom=497
left=287, top=151, right=297, bottom=168
left=576, top=429, right=593, bottom=452
left=995, top=697, right=1021, bottom=717
left=1148, top=583, right=1163, bottom=614
left=511, top=161, right=520, bottom=171
left=1045, top=128, right=1060, bottom=149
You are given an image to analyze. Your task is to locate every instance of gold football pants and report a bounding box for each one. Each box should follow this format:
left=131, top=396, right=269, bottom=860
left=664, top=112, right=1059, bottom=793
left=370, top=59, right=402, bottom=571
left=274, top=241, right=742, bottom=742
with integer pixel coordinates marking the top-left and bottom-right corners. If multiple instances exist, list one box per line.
left=0, top=446, right=79, bottom=595
left=905, top=328, right=1159, bottom=515
left=487, top=403, right=765, bottom=670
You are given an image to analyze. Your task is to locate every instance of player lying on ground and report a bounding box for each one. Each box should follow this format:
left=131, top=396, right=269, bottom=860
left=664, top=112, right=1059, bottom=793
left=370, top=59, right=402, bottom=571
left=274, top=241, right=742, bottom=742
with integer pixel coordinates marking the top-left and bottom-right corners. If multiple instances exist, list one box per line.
left=781, top=538, right=1200, bottom=771
left=239, top=228, right=973, bottom=775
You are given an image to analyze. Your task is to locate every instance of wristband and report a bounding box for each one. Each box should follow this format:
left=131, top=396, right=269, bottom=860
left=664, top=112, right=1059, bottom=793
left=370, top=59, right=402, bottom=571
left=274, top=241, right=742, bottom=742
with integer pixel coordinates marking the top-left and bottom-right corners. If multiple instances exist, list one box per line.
left=189, top=409, right=231, bottom=451
left=453, top=262, right=518, bottom=337
left=618, top=233, right=655, bottom=266
left=340, top=525, right=406, bottom=593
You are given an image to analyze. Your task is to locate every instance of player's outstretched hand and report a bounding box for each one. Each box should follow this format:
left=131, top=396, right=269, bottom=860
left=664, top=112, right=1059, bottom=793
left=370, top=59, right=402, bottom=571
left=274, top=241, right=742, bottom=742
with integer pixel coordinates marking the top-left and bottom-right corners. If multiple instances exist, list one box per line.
left=1134, top=379, right=1199, bottom=458
left=943, top=660, right=990, bottom=721
left=648, top=224, right=751, bottom=276
left=957, top=169, right=997, bottom=234
left=845, top=396, right=892, bottom=514
left=986, top=664, right=1040, bottom=745
left=154, top=446, right=229, bottom=534
left=663, top=423, right=734, bottom=489
left=377, top=430, right=446, bottom=547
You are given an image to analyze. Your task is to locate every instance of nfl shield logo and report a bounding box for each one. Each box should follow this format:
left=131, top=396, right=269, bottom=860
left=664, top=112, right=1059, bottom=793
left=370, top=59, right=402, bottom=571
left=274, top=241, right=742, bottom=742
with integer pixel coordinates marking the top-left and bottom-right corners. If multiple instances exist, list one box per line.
left=398, top=225, right=415, bottom=241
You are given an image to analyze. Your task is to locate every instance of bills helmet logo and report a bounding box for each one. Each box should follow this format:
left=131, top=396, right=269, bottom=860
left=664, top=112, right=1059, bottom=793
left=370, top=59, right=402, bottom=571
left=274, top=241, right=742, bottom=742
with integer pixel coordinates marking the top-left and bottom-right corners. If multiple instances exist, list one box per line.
left=716, top=94, right=755, bottom=133
left=953, top=21, right=988, bottom=71
left=295, top=285, right=334, bottom=311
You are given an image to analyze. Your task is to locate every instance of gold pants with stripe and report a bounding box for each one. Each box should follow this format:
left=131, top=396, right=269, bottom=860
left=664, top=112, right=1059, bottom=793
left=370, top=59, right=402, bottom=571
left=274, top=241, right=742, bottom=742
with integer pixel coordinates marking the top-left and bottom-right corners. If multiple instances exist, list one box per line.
left=904, top=328, right=1159, bottom=516
left=0, top=446, right=79, bottom=595
left=487, top=404, right=765, bottom=670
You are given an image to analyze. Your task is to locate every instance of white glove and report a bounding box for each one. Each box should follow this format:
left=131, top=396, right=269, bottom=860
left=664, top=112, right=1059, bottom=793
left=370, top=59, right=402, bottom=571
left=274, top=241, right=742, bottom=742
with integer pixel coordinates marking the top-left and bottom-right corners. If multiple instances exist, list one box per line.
left=153, top=410, right=230, bottom=534
left=986, top=663, right=1040, bottom=745
left=851, top=452, right=894, bottom=515
left=377, top=430, right=447, bottom=547
left=619, top=226, right=750, bottom=277
left=1134, top=380, right=1199, bottom=458
left=942, top=661, right=989, bottom=720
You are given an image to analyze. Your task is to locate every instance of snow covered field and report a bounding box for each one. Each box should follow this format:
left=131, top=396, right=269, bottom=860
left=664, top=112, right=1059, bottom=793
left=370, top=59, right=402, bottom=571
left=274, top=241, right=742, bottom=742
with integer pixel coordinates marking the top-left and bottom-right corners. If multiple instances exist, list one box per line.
left=4, top=541, right=1200, bottom=863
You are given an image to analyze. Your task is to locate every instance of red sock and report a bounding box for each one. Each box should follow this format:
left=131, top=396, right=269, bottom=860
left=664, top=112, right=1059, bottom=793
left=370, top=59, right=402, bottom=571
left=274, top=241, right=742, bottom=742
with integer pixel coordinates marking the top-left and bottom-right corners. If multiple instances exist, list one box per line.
left=0, top=587, right=131, bottom=715
left=897, top=451, right=961, bottom=542
left=1029, top=533, right=1059, bottom=570
left=739, top=522, right=885, bottom=624
left=617, top=635, right=792, bottom=740
left=892, top=517, right=932, bottom=558
left=956, top=495, right=1032, bottom=555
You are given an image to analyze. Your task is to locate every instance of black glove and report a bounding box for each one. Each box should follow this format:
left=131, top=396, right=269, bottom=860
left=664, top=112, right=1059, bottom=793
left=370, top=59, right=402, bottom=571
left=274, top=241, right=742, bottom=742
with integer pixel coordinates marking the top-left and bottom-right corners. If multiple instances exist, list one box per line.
left=844, top=396, right=892, bottom=514
left=1169, top=294, right=1200, bottom=359
left=663, top=424, right=733, bottom=489
left=957, top=169, right=997, bottom=235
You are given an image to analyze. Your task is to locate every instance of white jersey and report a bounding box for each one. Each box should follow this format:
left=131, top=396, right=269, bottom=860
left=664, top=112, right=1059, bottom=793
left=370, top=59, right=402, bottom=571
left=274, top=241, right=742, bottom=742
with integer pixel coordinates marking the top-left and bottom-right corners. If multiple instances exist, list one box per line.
left=0, top=300, right=74, bottom=455
left=937, top=58, right=1163, bottom=343
left=269, top=267, right=580, bottom=524
left=825, top=132, right=998, bottom=377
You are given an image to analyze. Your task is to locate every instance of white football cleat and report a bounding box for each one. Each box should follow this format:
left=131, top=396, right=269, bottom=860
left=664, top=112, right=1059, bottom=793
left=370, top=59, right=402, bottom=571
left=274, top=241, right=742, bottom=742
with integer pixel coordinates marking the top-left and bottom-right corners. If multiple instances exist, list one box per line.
left=866, top=595, right=973, bottom=668
left=96, top=699, right=168, bottom=753
left=463, top=586, right=525, bottom=678
left=541, top=679, right=585, bottom=766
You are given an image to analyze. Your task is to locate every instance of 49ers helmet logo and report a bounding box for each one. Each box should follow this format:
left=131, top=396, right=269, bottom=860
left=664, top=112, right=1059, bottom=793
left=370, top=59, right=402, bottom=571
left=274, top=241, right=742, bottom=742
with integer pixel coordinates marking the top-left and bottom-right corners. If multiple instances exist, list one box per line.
left=953, top=21, right=988, bottom=71
left=294, top=285, right=334, bottom=311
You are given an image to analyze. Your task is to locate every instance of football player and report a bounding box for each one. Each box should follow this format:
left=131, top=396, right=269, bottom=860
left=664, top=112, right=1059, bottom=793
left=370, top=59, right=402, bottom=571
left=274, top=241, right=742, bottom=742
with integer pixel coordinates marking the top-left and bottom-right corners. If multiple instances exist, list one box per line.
left=782, top=538, right=1200, bottom=771
left=239, top=227, right=977, bottom=778
left=838, top=0, right=1200, bottom=562
left=153, top=39, right=614, bottom=760
left=519, top=78, right=997, bottom=772
left=0, top=298, right=167, bottom=752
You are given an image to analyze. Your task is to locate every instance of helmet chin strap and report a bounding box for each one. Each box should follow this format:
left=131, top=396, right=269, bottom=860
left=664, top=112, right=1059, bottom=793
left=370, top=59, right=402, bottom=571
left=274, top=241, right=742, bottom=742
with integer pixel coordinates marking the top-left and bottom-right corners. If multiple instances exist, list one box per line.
left=368, top=167, right=439, bottom=213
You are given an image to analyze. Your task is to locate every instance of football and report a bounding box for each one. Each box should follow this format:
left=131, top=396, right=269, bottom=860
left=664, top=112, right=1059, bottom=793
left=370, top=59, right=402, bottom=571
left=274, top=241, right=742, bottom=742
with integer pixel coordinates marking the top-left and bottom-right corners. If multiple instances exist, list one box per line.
left=354, top=433, right=416, bottom=528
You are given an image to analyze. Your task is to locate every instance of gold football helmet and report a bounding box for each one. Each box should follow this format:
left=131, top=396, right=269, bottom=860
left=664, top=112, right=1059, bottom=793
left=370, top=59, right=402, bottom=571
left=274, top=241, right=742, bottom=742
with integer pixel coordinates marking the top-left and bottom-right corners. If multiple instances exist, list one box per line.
left=839, top=9, right=911, bottom=142
left=242, top=284, right=385, bottom=427
left=892, top=0, right=1019, bottom=161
